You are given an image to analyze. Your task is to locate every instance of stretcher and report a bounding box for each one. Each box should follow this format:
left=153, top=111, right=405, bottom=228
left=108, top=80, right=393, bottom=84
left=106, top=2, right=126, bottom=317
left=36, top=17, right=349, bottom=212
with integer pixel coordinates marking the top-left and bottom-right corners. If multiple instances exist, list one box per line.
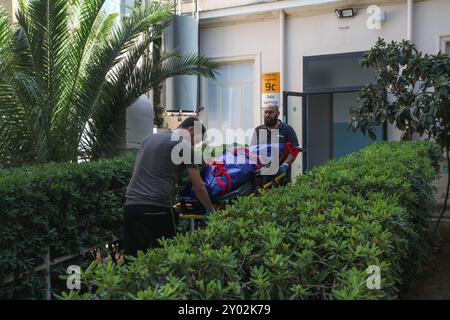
left=173, top=144, right=305, bottom=231
left=173, top=168, right=289, bottom=231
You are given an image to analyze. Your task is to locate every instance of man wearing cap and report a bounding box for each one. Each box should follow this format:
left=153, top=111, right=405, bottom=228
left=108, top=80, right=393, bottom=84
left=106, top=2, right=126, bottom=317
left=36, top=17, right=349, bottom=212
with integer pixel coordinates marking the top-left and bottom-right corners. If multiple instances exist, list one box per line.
left=251, top=104, right=300, bottom=184
left=123, top=117, right=214, bottom=257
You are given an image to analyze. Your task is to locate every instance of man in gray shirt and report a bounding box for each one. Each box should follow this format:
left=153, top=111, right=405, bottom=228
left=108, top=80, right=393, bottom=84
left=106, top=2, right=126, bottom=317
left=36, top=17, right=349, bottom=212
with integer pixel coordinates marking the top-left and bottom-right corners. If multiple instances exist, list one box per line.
left=123, top=117, right=214, bottom=257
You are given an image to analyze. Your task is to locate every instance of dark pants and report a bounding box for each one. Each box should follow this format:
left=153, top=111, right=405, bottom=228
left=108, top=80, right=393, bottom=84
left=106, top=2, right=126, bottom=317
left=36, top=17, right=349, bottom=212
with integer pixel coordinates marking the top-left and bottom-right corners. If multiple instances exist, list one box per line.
left=123, top=204, right=177, bottom=257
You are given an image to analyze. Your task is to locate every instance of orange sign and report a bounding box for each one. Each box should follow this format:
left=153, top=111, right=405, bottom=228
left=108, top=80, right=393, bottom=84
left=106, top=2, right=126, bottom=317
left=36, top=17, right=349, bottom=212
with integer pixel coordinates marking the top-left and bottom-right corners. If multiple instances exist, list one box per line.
left=261, top=72, right=280, bottom=93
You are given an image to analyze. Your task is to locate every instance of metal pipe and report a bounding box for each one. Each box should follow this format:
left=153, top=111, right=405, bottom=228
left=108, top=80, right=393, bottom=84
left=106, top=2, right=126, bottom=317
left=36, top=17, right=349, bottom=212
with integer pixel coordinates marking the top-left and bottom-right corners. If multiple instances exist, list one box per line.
left=280, top=9, right=285, bottom=116
left=407, top=0, right=414, bottom=41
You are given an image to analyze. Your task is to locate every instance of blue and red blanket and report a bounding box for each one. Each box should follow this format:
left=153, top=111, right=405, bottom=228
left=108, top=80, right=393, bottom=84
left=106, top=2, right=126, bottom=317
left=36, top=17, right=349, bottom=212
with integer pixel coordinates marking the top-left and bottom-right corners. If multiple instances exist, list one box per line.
left=180, top=143, right=300, bottom=201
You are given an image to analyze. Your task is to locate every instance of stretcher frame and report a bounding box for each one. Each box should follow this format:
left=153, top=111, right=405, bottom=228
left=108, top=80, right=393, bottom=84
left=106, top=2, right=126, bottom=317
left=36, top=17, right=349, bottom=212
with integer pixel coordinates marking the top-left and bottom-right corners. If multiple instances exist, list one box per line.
left=174, top=170, right=288, bottom=231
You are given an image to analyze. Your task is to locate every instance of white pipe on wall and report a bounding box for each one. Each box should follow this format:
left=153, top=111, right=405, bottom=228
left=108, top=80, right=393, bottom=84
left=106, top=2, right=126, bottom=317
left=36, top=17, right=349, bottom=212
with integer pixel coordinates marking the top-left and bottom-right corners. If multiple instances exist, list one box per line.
left=280, top=9, right=285, bottom=116
left=407, top=0, right=414, bottom=41
left=201, top=0, right=342, bottom=20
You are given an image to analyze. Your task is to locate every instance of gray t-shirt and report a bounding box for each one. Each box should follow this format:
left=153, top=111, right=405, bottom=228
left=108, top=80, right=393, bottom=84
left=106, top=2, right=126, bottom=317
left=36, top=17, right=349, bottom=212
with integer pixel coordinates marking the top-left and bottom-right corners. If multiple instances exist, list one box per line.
left=125, top=131, right=196, bottom=207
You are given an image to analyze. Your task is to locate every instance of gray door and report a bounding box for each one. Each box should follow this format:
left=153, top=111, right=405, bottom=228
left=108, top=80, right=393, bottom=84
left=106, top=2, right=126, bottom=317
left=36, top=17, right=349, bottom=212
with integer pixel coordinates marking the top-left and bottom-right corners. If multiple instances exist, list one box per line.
left=304, top=52, right=383, bottom=169
left=332, top=92, right=382, bottom=159
left=307, top=94, right=331, bottom=168
left=283, top=91, right=306, bottom=177
left=306, top=91, right=383, bottom=169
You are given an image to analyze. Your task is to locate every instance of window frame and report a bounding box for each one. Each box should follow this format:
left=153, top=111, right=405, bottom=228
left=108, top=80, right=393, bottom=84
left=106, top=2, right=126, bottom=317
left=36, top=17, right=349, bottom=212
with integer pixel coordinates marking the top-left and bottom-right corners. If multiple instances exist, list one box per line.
left=438, top=35, right=450, bottom=54
left=200, top=54, right=261, bottom=133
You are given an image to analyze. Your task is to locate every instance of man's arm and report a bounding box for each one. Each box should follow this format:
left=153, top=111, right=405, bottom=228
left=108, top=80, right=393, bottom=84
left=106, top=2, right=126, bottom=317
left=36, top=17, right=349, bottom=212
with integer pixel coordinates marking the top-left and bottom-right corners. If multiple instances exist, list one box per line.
left=283, top=154, right=296, bottom=166
left=186, top=167, right=215, bottom=212
left=283, top=125, right=300, bottom=166
left=250, top=127, right=260, bottom=146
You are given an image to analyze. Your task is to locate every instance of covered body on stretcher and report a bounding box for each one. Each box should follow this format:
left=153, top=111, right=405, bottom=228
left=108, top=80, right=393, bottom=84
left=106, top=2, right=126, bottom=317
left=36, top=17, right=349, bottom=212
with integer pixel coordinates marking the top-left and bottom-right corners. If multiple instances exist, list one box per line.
left=173, top=143, right=302, bottom=220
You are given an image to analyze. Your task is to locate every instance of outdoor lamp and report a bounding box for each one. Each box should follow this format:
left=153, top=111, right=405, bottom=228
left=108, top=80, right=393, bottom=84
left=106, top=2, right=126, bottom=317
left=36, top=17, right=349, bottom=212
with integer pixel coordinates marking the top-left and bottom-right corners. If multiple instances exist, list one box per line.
left=335, top=8, right=355, bottom=18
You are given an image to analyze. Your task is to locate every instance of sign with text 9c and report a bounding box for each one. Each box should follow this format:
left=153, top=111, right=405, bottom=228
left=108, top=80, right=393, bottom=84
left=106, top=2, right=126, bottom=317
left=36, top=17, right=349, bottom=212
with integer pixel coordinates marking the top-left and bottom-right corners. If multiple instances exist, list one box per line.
left=262, top=72, right=280, bottom=109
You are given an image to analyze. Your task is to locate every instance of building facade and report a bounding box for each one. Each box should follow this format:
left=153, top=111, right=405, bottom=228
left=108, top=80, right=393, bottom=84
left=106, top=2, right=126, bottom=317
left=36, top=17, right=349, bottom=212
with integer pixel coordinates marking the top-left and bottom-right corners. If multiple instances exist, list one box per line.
left=2, top=0, right=450, bottom=178
left=174, top=0, right=450, bottom=177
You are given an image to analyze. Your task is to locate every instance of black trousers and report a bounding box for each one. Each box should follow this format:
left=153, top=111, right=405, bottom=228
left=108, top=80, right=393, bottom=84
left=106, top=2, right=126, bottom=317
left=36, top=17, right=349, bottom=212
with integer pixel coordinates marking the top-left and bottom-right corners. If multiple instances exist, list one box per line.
left=123, top=204, right=178, bottom=257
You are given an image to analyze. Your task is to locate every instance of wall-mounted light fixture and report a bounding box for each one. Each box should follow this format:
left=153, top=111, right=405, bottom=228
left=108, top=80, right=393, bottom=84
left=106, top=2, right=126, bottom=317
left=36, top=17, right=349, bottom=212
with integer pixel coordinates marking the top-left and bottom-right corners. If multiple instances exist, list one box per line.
left=335, top=8, right=356, bottom=19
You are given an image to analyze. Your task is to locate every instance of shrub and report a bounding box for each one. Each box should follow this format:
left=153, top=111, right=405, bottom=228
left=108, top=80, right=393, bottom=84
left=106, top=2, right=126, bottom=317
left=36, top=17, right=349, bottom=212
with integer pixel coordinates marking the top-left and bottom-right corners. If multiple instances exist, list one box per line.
left=0, top=153, right=136, bottom=299
left=60, top=141, right=441, bottom=300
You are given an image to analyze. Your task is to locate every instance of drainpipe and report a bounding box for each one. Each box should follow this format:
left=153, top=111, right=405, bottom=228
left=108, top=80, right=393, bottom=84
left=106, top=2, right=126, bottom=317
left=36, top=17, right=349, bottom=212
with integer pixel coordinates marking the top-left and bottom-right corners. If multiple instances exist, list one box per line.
left=8, top=0, right=17, bottom=23
left=407, top=0, right=414, bottom=41
left=407, top=0, right=414, bottom=141
left=280, top=9, right=285, bottom=119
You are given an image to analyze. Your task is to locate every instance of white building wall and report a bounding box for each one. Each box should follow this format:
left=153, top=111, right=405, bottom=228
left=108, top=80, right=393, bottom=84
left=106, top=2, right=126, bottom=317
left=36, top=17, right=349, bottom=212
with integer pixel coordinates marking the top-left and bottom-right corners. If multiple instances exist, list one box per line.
left=285, top=3, right=407, bottom=93
left=200, top=0, right=450, bottom=115
left=200, top=18, right=281, bottom=127
left=198, top=0, right=281, bottom=11
left=200, top=2, right=412, bottom=101
left=286, top=2, right=407, bottom=143
left=199, top=2, right=408, bottom=148
left=199, top=0, right=450, bottom=176
left=201, top=18, right=280, bottom=72
left=414, top=0, right=450, bottom=54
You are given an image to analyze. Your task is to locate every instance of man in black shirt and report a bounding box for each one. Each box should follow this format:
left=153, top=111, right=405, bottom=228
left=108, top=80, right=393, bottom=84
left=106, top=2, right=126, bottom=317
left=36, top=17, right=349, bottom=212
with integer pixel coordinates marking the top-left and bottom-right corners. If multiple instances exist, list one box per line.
left=251, top=104, right=300, bottom=183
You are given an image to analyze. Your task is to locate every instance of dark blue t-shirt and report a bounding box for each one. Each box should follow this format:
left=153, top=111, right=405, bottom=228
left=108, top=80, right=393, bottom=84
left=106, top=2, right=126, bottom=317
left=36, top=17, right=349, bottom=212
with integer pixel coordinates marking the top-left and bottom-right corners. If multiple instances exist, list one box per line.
left=251, top=121, right=299, bottom=147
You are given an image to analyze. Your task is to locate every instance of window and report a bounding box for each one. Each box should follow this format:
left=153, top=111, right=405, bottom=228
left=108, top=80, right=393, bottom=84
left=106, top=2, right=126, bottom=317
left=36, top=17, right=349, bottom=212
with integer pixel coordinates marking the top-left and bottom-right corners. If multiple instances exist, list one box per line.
left=206, top=62, right=254, bottom=138
left=439, top=36, right=450, bottom=55
left=104, top=0, right=134, bottom=15
left=304, top=52, right=377, bottom=93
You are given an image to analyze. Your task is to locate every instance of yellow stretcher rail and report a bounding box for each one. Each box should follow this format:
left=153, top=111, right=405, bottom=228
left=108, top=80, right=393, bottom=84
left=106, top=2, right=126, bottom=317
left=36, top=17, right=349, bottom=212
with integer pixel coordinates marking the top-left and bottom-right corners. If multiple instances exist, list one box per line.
left=179, top=214, right=204, bottom=220
left=263, top=172, right=286, bottom=190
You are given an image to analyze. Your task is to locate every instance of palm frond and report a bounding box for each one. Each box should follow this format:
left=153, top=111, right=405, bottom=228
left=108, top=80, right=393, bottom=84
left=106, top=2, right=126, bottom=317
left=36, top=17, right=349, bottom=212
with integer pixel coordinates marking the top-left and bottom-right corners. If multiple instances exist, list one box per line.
left=73, top=1, right=172, bottom=147
left=123, top=51, right=219, bottom=107
left=0, top=0, right=218, bottom=166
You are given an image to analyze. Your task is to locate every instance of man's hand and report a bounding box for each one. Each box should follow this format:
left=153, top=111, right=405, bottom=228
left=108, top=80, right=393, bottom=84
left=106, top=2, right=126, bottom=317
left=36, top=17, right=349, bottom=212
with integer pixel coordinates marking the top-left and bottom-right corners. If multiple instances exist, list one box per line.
left=277, top=163, right=289, bottom=174
left=186, top=167, right=215, bottom=212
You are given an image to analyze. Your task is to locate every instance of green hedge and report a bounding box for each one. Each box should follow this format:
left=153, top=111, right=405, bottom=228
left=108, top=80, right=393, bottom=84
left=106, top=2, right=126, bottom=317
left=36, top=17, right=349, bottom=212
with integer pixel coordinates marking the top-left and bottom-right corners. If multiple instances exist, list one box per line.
left=60, top=141, right=441, bottom=300
left=0, top=153, right=136, bottom=299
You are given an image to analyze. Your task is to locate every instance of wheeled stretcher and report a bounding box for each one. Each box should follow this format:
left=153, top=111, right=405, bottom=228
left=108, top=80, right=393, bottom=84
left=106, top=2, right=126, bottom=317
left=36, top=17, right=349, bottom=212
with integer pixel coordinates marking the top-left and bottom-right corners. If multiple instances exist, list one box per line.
left=174, top=168, right=289, bottom=229
left=173, top=143, right=304, bottom=230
